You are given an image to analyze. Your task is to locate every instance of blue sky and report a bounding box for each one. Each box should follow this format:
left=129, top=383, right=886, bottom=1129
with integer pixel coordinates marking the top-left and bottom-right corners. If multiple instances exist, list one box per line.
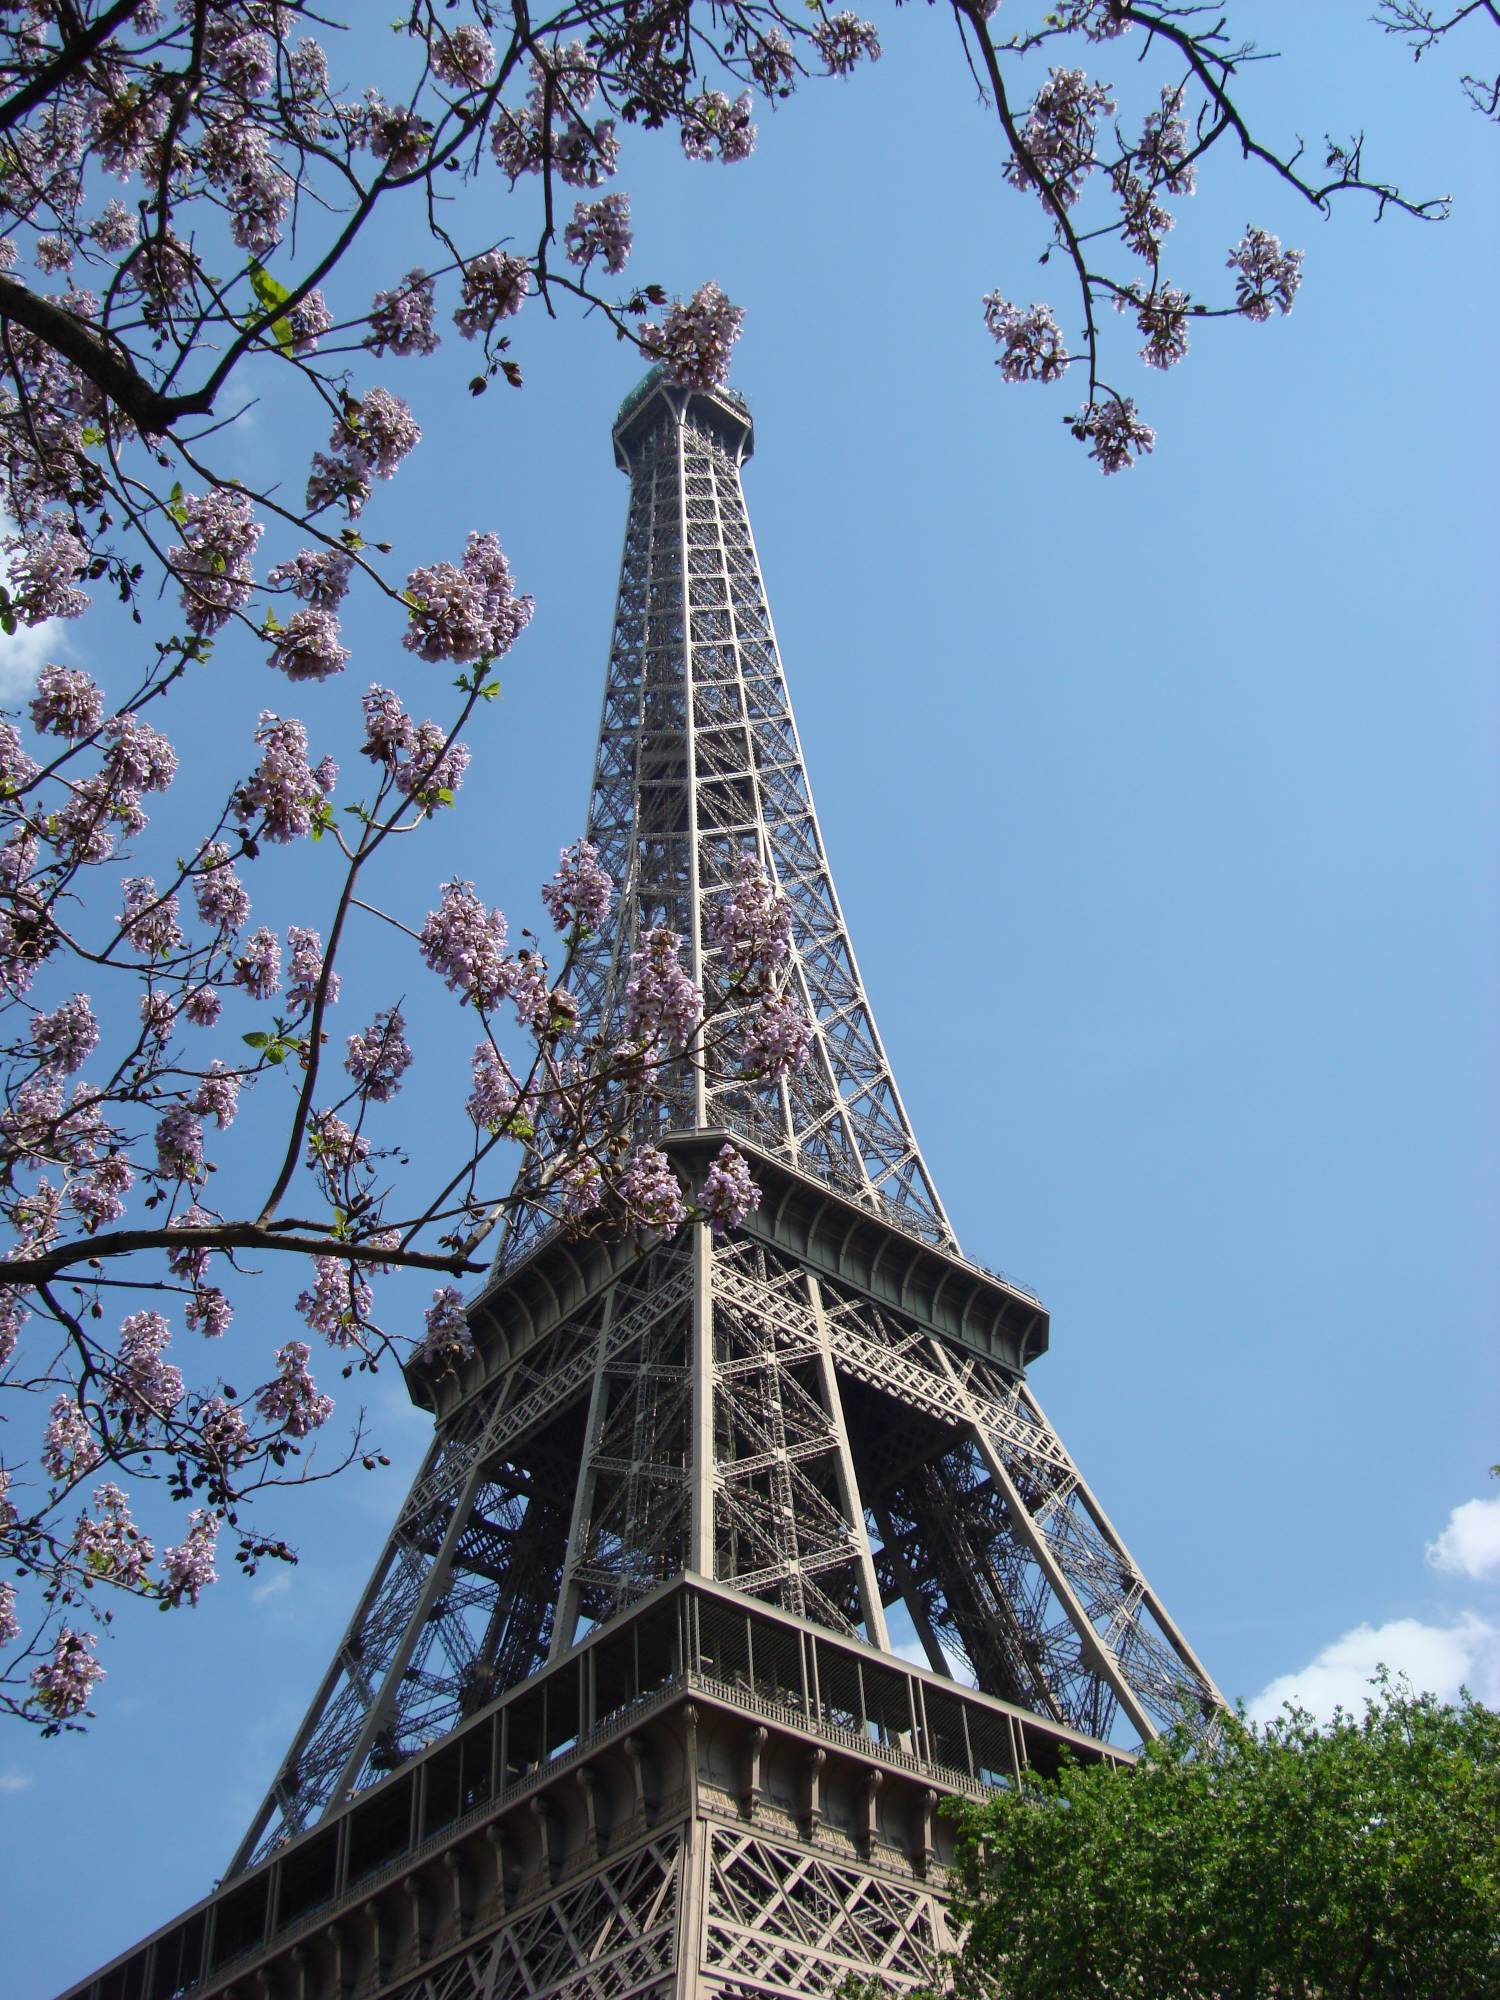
left=2, top=5, right=1496, bottom=1992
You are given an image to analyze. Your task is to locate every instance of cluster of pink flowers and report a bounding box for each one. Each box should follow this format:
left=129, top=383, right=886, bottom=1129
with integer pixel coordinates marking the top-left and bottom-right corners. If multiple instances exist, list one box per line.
left=625, top=929, right=704, bottom=1047
left=564, top=194, right=632, bottom=274
left=1137, top=86, right=1197, bottom=198
left=118, top=877, right=183, bottom=959
left=30, top=993, right=98, bottom=1073
left=415, top=1286, right=474, bottom=1369
left=41, top=1395, right=101, bottom=1480
left=1227, top=229, right=1303, bottom=321
left=296, top=1256, right=374, bottom=1347
left=680, top=91, right=757, bottom=164
left=73, top=1483, right=154, bottom=1589
left=982, top=296, right=1070, bottom=384
left=1005, top=67, right=1115, bottom=210
left=367, top=269, right=440, bottom=357
left=267, top=547, right=353, bottom=610
left=286, top=925, right=337, bottom=1013
left=167, top=488, right=263, bottom=637
left=191, top=1061, right=240, bottom=1129
left=742, top=993, right=812, bottom=1082
left=419, top=879, right=513, bottom=1009
left=234, top=926, right=282, bottom=1001
left=161, top=1509, right=219, bottom=1607
left=256, top=1341, right=334, bottom=1438
left=813, top=12, right=882, bottom=74
left=402, top=530, right=533, bottom=664
left=29, top=662, right=103, bottom=739
left=697, top=1142, right=761, bottom=1236
left=345, top=1007, right=413, bottom=1101
left=193, top=843, right=251, bottom=934
left=232, top=712, right=335, bottom=844
left=29, top=1626, right=105, bottom=1720
left=1071, top=396, right=1156, bottom=474
left=705, top=856, right=792, bottom=985
left=111, top=1309, right=185, bottom=1422
left=467, top=1043, right=525, bottom=1132
left=1136, top=286, right=1191, bottom=371
left=154, top=1105, right=204, bottom=1182
left=639, top=283, right=743, bottom=393
left=432, top=23, right=497, bottom=90
left=307, top=388, right=421, bottom=516
left=453, top=252, right=531, bottom=338
left=542, top=839, right=613, bottom=934
left=2, top=519, right=90, bottom=623
left=619, top=1146, right=688, bottom=1234
left=268, top=608, right=350, bottom=683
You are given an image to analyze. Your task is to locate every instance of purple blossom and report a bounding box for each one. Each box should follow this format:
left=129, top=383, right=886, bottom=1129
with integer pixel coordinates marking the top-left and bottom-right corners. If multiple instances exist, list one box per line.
left=232, top=712, right=331, bottom=844
left=268, top=608, right=349, bottom=682
left=201, top=119, right=288, bottom=254
left=453, top=252, right=531, bottom=339
left=110, top=1312, right=185, bottom=1424
left=286, top=924, right=338, bottom=1013
left=345, top=1007, right=412, bottom=1101
left=554, top=117, right=619, bottom=189
left=1071, top=396, right=1156, bottom=475
left=367, top=98, right=431, bottom=176
left=184, top=986, right=222, bottom=1027
left=741, top=993, right=812, bottom=1081
left=401, top=530, right=533, bottom=664
left=559, top=1158, right=602, bottom=1221
left=143, top=991, right=179, bottom=1048
left=296, top=1256, right=372, bottom=1346
left=432, top=24, right=496, bottom=88
left=705, top=857, right=792, bottom=984
left=70, top=1153, right=132, bottom=1229
left=335, top=387, right=421, bottom=479
left=29, top=1627, right=105, bottom=1719
left=418, top=879, right=513, bottom=1008
left=184, top=1287, right=232, bottom=1339
left=102, top=712, right=176, bottom=794
left=29, top=663, right=103, bottom=739
left=619, top=1146, right=687, bottom=1234
left=31, top=993, right=98, bottom=1073
left=414, top=1286, right=474, bottom=1369
left=73, top=1483, right=154, bottom=1588
left=305, top=1108, right=370, bottom=1175
left=167, top=488, right=263, bottom=638
left=193, top=843, right=250, bottom=933
left=191, top=1061, right=240, bottom=1129
left=697, top=1142, right=761, bottom=1236
left=542, top=839, right=614, bottom=935
left=624, top=930, right=704, bottom=1046
left=2, top=519, right=90, bottom=623
left=256, top=1341, right=333, bottom=1438
left=1005, top=67, right=1115, bottom=210
left=234, top=925, right=281, bottom=1001
left=1137, top=85, right=1196, bottom=196
left=564, top=193, right=632, bottom=274
left=639, top=283, right=743, bottom=393
left=1227, top=228, right=1304, bottom=321
left=41, top=1395, right=101, bottom=1480
left=160, top=1509, right=219, bottom=1607
left=266, top=548, right=352, bottom=610
left=0, top=1581, right=18, bottom=1647
left=0, top=720, right=38, bottom=795
left=982, top=296, right=1070, bottom=384
left=1137, top=286, right=1191, bottom=371
left=812, top=12, right=882, bottom=73
left=118, top=877, right=184, bottom=957
left=467, top=1044, right=524, bottom=1132
left=367, top=269, right=440, bottom=357
left=288, top=290, right=333, bottom=355
left=167, top=1206, right=216, bottom=1284
left=680, top=92, right=757, bottom=164
left=393, top=720, right=469, bottom=811
left=0, top=1286, right=28, bottom=1368
left=361, top=684, right=413, bottom=763
left=155, top=1106, right=204, bottom=1182
left=89, top=199, right=137, bottom=251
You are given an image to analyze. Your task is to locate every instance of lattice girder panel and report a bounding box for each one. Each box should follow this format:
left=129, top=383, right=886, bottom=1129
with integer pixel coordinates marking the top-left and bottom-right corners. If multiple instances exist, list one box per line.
left=498, top=377, right=954, bottom=1269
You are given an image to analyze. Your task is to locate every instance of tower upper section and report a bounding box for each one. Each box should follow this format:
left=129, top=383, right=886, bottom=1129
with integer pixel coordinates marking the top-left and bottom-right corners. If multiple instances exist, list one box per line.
left=548, top=374, right=955, bottom=1251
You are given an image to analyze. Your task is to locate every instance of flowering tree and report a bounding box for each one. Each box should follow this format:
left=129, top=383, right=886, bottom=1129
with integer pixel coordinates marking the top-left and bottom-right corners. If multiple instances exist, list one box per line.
left=0, top=1, right=1449, bottom=1731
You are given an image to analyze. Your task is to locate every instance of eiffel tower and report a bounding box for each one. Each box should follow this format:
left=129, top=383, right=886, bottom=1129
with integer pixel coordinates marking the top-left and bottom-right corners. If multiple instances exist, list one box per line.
left=67, top=373, right=1222, bottom=2000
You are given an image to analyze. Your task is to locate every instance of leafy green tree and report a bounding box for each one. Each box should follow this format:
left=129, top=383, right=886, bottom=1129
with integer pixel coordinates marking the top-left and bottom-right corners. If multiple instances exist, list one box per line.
left=939, top=1677, right=1500, bottom=2000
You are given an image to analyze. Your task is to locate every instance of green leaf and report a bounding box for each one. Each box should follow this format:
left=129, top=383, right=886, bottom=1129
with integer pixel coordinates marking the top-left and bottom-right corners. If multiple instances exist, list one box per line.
left=247, top=259, right=296, bottom=353
left=242, top=1032, right=270, bottom=1050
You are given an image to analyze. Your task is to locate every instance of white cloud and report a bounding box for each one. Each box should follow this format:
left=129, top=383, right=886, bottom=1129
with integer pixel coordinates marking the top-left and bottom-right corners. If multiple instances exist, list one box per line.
left=0, top=615, right=61, bottom=698
left=0, top=1769, right=33, bottom=1794
left=251, top=1569, right=293, bottom=1606
left=1426, top=1493, right=1500, bottom=1582
left=1248, top=1611, right=1500, bottom=1724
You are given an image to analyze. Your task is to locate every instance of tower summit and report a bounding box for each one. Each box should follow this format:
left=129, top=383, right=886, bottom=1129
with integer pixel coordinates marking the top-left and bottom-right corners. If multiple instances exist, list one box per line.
left=68, top=378, right=1222, bottom=2000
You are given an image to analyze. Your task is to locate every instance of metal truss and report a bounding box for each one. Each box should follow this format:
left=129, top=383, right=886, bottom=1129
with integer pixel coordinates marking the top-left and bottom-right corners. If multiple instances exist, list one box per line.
left=502, top=376, right=952, bottom=1269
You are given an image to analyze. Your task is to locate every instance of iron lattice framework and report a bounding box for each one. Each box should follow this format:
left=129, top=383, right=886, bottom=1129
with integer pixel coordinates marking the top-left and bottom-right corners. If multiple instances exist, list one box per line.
left=68, top=377, right=1223, bottom=2000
